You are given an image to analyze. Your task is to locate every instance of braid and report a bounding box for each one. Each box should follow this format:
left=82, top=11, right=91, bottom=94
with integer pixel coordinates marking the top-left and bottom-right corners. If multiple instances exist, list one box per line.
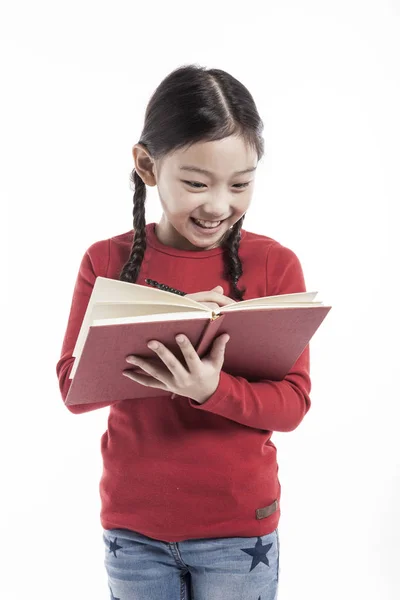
left=118, top=170, right=147, bottom=283
left=221, top=215, right=247, bottom=301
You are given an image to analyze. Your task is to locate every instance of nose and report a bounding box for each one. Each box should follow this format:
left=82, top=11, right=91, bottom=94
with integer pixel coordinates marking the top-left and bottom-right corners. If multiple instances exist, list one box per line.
left=200, top=197, right=231, bottom=220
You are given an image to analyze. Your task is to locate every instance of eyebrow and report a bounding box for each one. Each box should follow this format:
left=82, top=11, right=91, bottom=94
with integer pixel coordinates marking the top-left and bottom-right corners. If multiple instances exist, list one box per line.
left=179, top=165, right=257, bottom=176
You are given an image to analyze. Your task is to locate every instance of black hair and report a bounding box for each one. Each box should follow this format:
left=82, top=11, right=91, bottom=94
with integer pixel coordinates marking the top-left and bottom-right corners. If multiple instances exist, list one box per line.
left=118, top=63, right=265, bottom=300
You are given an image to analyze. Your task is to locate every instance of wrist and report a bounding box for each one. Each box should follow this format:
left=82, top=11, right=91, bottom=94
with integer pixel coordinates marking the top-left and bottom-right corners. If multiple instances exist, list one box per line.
left=194, top=386, right=217, bottom=405
left=193, top=396, right=207, bottom=404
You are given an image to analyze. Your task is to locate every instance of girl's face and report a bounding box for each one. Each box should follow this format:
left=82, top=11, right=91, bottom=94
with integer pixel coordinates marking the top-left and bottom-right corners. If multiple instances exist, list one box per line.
left=133, top=135, right=258, bottom=251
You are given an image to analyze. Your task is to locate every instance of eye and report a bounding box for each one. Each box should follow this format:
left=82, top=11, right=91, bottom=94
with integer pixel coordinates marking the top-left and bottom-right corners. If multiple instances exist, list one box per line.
left=184, top=181, right=206, bottom=188
left=183, top=181, right=251, bottom=189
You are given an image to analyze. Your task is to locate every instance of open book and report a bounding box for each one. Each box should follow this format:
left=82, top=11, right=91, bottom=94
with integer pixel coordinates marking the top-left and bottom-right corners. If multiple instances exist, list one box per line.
left=65, top=276, right=331, bottom=406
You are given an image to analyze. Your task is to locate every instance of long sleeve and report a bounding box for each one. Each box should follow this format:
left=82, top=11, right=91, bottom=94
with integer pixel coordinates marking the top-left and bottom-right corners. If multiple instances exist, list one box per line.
left=55, top=240, right=115, bottom=414
left=187, top=242, right=311, bottom=432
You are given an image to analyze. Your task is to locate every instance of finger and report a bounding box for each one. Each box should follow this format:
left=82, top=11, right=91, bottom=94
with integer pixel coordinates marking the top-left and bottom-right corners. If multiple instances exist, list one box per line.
left=123, top=370, right=170, bottom=391
left=199, top=301, right=220, bottom=310
left=175, top=334, right=203, bottom=373
left=147, top=340, right=189, bottom=379
left=125, top=354, right=171, bottom=388
left=209, top=334, right=230, bottom=365
left=210, top=292, right=236, bottom=306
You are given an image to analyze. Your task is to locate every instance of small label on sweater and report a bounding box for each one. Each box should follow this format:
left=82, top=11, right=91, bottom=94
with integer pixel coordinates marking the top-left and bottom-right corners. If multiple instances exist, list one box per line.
left=256, top=499, right=279, bottom=520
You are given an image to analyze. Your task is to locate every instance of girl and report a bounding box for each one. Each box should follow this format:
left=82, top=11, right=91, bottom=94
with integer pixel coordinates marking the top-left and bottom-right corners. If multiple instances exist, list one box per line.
left=56, top=63, right=312, bottom=600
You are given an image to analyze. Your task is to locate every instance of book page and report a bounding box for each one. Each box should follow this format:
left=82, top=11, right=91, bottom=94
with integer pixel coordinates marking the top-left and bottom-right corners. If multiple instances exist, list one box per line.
left=92, top=302, right=210, bottom=322
left=92, top=310, right=211, bottom=326
left=219, top=291, right=321, bottom=313
left=92, top=276, right=208, bottom=309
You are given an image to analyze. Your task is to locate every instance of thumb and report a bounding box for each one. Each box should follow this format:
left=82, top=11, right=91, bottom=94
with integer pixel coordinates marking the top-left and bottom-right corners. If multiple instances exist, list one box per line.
left=209, top=333, right=230, bottom=363
left=211, top=285, right=223, bottom=293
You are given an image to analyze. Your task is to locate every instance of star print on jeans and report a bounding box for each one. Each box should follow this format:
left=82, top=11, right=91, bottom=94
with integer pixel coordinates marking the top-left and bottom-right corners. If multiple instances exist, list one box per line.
left=241, top=536, right=273, bottom=572
left=109, top=537, right=123, bottom=557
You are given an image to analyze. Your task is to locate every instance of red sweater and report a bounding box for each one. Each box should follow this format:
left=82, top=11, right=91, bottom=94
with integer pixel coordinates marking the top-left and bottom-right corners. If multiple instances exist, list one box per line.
left=56, top=222, right=311, bottom=542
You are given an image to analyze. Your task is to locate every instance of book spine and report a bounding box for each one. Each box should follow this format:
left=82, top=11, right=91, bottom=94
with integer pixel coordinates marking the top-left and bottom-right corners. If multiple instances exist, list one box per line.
left=195, top=314, right=225, bottom=357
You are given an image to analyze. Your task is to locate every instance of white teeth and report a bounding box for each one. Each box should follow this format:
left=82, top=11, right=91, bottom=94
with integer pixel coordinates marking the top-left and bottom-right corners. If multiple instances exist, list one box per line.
left=194, top=219, right=221, bottom=228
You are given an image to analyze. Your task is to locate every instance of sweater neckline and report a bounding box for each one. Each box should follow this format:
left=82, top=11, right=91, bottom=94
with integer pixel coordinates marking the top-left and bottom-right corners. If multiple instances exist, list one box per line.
left=145, top=222, right=246, bottom=258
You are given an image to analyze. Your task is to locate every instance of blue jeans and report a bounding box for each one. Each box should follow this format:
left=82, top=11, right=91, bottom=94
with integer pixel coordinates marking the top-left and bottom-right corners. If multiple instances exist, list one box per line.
left=103, top=527, right=280, bottom=599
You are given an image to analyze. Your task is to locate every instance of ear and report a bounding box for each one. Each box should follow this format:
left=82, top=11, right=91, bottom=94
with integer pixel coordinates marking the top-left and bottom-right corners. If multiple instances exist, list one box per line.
left=132, top=144, right=157, bottom=187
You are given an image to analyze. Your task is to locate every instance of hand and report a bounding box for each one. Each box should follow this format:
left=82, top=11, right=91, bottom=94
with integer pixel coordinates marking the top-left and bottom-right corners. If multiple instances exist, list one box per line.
left=122, top=332, right=230, bottom=404
left=185, top=285, right=237, bottom=311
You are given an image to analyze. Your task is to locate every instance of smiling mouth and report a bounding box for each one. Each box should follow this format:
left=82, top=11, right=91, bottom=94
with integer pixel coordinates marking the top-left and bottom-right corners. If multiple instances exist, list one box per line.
left=190, top=217, right=226, bottom=229
left=193, top=217, right=227, bottom=222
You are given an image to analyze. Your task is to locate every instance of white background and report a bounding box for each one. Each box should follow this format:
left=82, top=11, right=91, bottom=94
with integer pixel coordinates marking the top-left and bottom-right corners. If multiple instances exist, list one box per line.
left=2, top=1, right=399, bottom=599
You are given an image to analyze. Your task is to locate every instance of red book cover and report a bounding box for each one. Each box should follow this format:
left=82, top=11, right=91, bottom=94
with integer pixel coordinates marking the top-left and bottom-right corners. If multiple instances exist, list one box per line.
left=65, top=304, right=331, bottom=407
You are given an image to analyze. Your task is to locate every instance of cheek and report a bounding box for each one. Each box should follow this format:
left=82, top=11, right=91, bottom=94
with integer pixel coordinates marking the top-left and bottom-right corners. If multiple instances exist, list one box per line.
left=170, top=191, right=199, bottom=216
left=238, top=192, right=253, bottom=211
left=231, top=193, right=251, bottom=212
left=158, top=185, right=189, bottom=215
